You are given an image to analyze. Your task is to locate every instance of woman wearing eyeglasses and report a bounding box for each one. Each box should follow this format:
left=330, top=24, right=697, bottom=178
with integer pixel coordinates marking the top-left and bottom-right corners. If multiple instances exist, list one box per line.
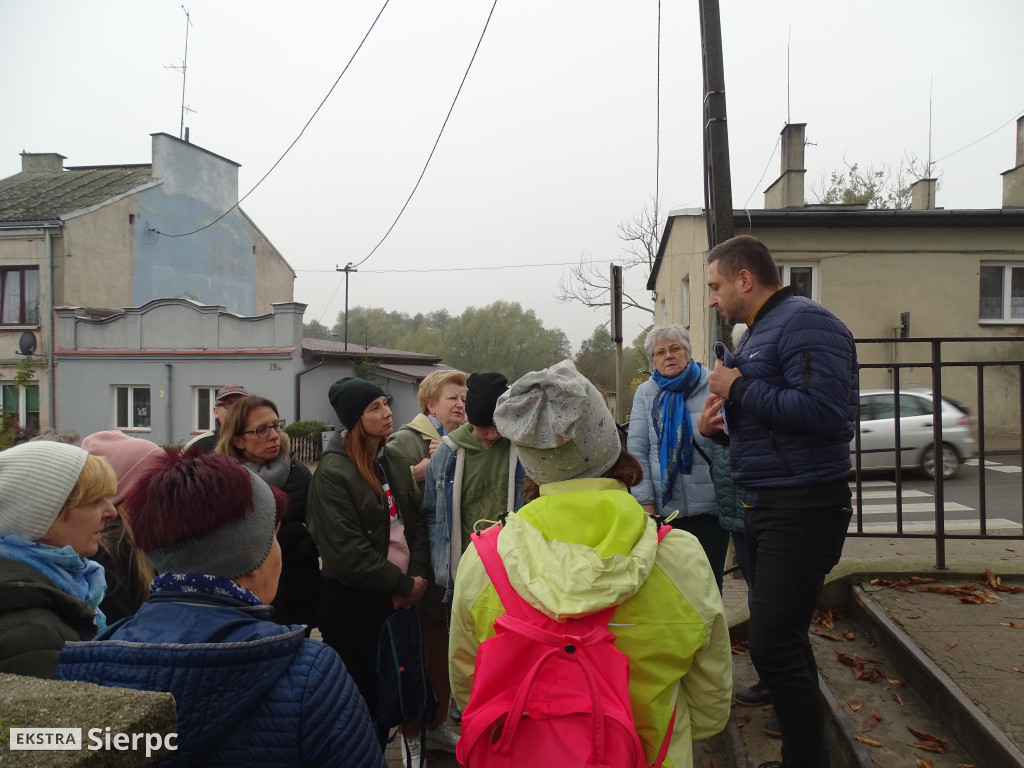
left=627, top=324, right=730, bottom=592
left=217, top=395, right=319, bottom=632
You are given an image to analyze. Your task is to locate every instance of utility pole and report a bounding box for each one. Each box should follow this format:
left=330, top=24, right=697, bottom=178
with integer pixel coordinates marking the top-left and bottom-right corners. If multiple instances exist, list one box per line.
left=698, top=0, right=734, bottom=348
left=336, top=263, right=358, bottom=350
left=610, top=265, right=624, bottom=422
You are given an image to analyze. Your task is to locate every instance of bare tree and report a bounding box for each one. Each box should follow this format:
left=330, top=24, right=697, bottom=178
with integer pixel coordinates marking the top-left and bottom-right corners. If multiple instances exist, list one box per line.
left=556, top=197, right=661, bottom=315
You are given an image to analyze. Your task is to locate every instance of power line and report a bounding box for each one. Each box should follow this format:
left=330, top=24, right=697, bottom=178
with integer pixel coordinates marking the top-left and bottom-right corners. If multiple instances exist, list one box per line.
left=933, top=107, right=1024, bottom=165
left=299, top=258, right=619, bottom=275
left=742, top=133, right=781, bottom=209
left=349, top=0, right=500, bottom=270
left=153, top=0, right=392, bottom=239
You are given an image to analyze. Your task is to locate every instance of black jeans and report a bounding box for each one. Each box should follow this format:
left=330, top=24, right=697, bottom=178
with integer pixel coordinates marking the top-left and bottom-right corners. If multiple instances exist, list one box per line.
left=745, top=502, right=852, bottom=768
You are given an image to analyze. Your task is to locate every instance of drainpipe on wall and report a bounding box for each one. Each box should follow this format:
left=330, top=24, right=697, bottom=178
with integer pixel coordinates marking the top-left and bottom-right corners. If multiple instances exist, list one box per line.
left=165, top=363, right=173, bottom=446
left=295, top=360, right=324, bottom=421
left=45, top=229, right=56, bottom=430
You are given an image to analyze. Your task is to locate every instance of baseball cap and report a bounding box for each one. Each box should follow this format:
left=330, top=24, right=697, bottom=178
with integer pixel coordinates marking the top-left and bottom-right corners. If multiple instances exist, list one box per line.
left=216, top=384, right=249, bottom=403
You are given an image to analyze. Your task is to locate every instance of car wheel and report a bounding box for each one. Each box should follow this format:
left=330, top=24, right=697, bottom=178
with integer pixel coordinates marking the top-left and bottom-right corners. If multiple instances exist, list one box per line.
left=921, top=443, right=960, bottom=480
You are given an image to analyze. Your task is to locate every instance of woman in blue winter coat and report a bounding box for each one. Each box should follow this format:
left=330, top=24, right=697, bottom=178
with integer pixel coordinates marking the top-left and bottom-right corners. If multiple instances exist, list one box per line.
left=628, top=324, right=730, bottom=590
left=57, top=449, right=384, bottom=768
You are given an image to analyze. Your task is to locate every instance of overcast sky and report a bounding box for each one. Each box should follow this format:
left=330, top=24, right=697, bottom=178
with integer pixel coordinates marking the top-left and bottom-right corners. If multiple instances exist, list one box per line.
left=3, top=1, right=1022, bottom=352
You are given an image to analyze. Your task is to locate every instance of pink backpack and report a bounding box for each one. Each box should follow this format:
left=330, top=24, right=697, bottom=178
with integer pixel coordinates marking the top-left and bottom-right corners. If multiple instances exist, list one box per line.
left=456, top=524, right=674, bottom=768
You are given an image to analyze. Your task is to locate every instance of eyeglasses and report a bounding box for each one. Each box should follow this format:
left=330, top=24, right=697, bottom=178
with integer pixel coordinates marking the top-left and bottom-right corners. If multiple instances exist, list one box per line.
left=653, top=344, right=686, bottom=360
left=240, top=419, right=285, bottom=439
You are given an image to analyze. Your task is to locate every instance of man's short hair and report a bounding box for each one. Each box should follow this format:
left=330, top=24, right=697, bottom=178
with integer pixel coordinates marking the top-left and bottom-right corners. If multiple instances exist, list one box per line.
left=707, top=235, right=782, bottom=289
left=416, top=369, right=467, bottom=414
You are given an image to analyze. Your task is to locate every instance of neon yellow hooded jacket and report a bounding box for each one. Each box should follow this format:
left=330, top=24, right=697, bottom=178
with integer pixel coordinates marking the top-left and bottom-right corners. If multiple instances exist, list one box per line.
left=448, top=478, right=733, bottom=768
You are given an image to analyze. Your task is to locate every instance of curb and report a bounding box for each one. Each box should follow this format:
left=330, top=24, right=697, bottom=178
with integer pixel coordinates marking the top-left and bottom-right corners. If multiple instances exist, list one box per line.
left=851, top=582, right=1024, bottom=768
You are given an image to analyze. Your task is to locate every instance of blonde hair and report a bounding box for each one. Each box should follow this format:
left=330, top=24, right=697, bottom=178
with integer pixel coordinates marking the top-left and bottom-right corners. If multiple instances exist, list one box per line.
left=62, top=454, right=116, bottom=511
left=417, top=370, right=467, bottom=414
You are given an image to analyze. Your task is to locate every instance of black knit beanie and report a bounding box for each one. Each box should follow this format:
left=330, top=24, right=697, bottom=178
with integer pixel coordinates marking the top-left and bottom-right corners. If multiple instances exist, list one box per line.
left=328, top=377, right=387, bottom=431
left=465, top=372, right=509, bottom=427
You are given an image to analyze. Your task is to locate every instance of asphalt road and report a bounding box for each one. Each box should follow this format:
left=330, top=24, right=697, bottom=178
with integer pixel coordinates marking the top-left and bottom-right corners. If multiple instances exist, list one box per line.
left=849, top=454, right=1023, bottom=535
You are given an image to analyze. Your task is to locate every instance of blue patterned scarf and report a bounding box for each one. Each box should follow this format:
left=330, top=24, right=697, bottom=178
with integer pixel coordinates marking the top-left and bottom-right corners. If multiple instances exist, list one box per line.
left=0, top=534, right=108, bottom=631
left=150, top=572, right=263, bottom=606
left=651, top=360, right=703, bottom=506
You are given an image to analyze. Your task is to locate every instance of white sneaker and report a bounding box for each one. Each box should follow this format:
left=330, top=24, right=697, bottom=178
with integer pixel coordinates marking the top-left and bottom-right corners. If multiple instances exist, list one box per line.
left=400, top=736, right=423, bottom=768
left=425, top=722, right=460, bottom=753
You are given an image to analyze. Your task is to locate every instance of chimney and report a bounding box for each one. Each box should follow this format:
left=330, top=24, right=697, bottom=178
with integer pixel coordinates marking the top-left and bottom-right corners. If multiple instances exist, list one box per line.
left=763, top=123, right=806, bottom=209
left=20, top=152, right=66, bottom=173
left=910, top=178, right=937, bottom=210
left=1001, top=116, right=1024, bottom=208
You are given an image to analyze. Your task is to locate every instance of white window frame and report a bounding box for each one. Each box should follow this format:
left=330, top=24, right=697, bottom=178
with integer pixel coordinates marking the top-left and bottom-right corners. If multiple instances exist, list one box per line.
left=2, top=382, right=40, bottom=430
left=115, top=385, right=152, bottom=431
left=680, top=276, right=690, bottom=328
left=778, top=263, right=819, bottom=302
left=979, top=263, right=1024, bottom=323
left=194, top=386, right=217, bottom=432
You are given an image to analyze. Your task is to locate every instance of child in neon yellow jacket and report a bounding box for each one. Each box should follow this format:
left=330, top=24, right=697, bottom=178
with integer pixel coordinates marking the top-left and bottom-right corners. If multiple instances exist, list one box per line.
left=448, top=360, right=733, bottom=768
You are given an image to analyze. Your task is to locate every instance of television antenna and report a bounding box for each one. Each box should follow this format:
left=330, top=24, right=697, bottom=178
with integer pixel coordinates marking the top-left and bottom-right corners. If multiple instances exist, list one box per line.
left=165, top=6, right=197, bottom=139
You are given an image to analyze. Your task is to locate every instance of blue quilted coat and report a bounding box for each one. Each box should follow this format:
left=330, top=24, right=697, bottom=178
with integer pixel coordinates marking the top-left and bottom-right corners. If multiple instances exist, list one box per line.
left=56, top=590, right=385, bottom=768
left=726, top=288, right=858, bottom=501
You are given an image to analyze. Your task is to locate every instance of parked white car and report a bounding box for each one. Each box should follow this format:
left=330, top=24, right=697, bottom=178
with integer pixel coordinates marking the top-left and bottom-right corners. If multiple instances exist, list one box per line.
left=854, top=389, right=975, bottom=479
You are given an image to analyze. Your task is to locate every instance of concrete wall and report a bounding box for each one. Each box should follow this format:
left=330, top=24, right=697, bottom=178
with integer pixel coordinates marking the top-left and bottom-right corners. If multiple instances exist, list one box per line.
left=61, top=196, right=137, bottom=309
left=295, top=362, right=424, bottom=433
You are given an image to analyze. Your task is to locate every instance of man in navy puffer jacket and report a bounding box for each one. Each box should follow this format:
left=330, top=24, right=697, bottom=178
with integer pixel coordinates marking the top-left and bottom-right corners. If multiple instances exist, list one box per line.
left=699, top=235, right=857, bottom=768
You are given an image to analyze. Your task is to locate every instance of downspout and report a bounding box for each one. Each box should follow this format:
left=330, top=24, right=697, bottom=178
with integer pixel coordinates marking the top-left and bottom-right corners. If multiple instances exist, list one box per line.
left=165, top=363, right=173, bottom=445
left=45, top=229, right=56, bottom=430
left=295, top=359, right=324, bottom=421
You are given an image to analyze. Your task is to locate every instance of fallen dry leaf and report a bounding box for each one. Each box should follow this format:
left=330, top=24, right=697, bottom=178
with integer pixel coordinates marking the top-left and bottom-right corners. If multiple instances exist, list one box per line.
left=1001, top=622, right=1024, bottom=629
left=1012, top=666, right=1024, bottom=675
left=844, top=630, right=855, bottom=640
left=811, top=630, right=842, bottom=641
left=700, top=743, right=711, bottom=753
left=848, top=699, right=863, bottom=711
left=734, top=713, right=749, bottom=728
left=945, top=641, right=958, bottom=651
left=862, top=715, right=880, bottom=733
left=854, top=735, right=882, bottom=748
left=907, top=615, right=922, bottom=619
left=915, top=756, right=935, bottom=768
left=887, top=678, right=905, bottom=686
left=892, top=691, right=905, bottom=707
left=871, top=710, right=883, bottom=720
left=730, top=640, right=749, bottom=654
left=907, top=725, right=949, bottom=754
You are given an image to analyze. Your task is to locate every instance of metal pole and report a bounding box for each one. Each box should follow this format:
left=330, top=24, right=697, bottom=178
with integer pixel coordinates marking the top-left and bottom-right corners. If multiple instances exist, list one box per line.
left=610, top=265, right=624, bottom=422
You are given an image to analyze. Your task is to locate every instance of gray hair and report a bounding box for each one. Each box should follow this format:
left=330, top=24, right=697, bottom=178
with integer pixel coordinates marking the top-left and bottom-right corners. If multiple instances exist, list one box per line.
left=643, top=324, right=692, bottom=368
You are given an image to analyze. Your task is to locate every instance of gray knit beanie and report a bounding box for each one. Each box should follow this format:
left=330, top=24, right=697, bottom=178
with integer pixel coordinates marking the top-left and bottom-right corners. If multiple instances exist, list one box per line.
left=493, top=360, right=620, bottom=484
left=0, top=442, right=89, bottom=541
left=144, top=469, right=278, bottom=580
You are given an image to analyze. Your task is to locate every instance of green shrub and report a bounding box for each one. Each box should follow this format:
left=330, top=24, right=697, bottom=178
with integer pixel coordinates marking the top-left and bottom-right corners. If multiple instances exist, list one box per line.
left=285, top=420, right=326, bottom=441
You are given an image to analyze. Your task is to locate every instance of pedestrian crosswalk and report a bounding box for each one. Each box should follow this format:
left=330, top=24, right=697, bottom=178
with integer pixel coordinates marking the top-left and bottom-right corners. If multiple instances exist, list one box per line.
left=850, top=478, right=1020, bottom=534
left=964, top=458, right=1023, bottom=474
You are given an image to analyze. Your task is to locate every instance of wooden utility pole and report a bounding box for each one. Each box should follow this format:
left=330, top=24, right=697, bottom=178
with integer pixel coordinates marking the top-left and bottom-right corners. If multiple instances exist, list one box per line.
left=698, top=0, right=734, bottom=347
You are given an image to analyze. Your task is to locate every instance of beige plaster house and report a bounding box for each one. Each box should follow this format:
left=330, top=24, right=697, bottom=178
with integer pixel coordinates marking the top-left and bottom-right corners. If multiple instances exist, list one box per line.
left=0, top=133, right=296, bottom=432
left=649, top=118, right=1024, bottom=442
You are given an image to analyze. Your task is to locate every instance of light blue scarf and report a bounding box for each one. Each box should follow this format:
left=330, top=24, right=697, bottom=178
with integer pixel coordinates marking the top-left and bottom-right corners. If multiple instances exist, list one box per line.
left=651, top=360, right=703, bottom=506
left=0, top=534, right=107, bottom=631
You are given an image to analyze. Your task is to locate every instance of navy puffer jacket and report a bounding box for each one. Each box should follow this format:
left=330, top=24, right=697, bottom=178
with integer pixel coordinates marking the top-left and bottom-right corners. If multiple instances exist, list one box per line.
left=56, top=591, right=385, bottom=768
left=726, top=288, right=858, bottom=497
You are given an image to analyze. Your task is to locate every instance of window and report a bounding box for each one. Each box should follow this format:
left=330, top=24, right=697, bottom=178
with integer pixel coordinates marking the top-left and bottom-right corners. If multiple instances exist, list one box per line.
left=0, top=267, right=40, bottom=325
left=115, top=386, right=151, bottom=430
left=979, top=264, right=1024, bottom=322
left=195, top=386, right=217, bottom=431
left=680, top=276, right=690, bottom=328
left=2, top=384, right=40, bottom=431
left=777, top=263, right=818, bottom=301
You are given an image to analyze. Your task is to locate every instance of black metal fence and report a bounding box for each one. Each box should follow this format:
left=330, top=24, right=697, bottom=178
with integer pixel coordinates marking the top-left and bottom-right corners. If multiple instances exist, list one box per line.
left=851, top=337, right=1024, bottom=568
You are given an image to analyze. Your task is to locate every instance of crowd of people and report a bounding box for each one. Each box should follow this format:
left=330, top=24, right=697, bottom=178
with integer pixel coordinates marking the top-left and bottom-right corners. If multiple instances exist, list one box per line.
left=0, top=235, right=856, bottom=768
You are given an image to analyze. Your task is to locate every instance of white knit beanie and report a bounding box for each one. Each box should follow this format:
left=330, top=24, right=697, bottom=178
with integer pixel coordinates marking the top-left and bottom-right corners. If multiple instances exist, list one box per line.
left=0, top=442, right=89, bottom=541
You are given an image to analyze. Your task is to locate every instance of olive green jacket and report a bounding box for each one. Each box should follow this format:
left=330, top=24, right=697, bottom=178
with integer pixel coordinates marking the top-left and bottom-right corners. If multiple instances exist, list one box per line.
left=307, top=433, right=431, bottom=597
left=0, top=557, right=97, bottom=678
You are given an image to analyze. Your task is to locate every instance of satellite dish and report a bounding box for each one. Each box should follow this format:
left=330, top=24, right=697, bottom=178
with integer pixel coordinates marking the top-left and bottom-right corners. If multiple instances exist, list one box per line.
left=17, top=331, right=37, bottom=356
